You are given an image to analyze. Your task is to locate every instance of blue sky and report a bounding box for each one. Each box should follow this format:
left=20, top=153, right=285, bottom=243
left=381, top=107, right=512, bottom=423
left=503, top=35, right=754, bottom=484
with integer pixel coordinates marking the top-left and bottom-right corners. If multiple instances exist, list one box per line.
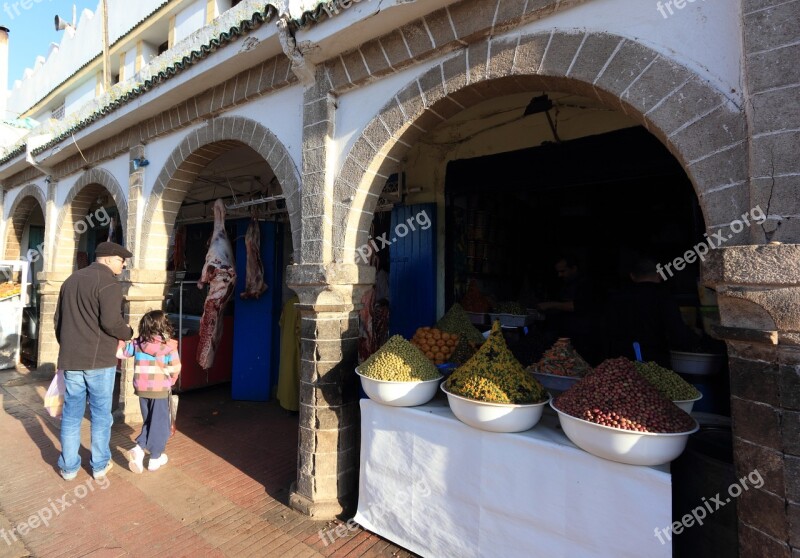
left=4, top=0, right=98, bottom=85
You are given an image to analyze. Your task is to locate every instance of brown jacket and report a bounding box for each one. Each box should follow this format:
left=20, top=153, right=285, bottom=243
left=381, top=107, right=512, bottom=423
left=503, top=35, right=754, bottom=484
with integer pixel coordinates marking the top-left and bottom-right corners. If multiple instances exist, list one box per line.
left=55, top=262, right=133, bottom=370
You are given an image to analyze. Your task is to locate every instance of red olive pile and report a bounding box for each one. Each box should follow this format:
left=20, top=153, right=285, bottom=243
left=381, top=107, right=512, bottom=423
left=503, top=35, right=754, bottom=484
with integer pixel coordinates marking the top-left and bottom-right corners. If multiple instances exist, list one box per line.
left=554, top=357, right=696, bottom=433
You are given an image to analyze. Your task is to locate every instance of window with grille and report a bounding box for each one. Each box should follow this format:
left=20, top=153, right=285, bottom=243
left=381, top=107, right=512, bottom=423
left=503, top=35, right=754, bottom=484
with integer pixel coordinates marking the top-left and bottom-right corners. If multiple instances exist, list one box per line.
left=51, top=104, right=65, bottom=121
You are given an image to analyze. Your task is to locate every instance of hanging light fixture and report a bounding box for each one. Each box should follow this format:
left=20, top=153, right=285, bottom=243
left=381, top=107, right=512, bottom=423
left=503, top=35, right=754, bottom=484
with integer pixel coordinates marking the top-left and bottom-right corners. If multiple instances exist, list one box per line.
left=523, top=94, right=561, bottom=144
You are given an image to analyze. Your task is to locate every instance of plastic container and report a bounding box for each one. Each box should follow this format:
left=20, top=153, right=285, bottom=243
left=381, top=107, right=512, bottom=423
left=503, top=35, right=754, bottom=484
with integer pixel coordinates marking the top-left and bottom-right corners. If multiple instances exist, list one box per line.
left=670, top=351, right=724, bottom=375
left=673, top=392, right=703, bottom=413
left=530, top=372, right=581, bottom=397
left=466, top=312, right=488, bottom=326
left=488, top=313, right=534, bottom=327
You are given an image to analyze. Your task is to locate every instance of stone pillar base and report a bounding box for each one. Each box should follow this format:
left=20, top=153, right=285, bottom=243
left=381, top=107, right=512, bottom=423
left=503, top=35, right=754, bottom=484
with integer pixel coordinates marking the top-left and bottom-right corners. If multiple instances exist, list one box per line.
left=113, top=398, right=143, bottom=425
left=289, top=483, right=355, bottom=520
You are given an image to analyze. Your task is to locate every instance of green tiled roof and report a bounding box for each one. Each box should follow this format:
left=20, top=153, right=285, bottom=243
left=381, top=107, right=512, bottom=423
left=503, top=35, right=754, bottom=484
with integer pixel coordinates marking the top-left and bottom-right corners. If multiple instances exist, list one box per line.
left=2, top=0, right=349, bottom=168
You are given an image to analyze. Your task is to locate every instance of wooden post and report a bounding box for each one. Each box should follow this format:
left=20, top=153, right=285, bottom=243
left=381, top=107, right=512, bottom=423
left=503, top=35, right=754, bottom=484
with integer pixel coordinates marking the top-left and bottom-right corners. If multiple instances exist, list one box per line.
left=101, top=0, right=110, bottom=92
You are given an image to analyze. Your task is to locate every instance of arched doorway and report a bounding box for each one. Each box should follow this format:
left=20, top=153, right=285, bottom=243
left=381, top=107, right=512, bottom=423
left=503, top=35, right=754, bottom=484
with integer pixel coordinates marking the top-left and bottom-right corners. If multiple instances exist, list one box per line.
left=292, top=30, right=751, bottom=525
left=4, top=186, right=47, bottom=367
left=51, top=168, right=127, bottom=274
left=138, top=117, right=303, bottom=496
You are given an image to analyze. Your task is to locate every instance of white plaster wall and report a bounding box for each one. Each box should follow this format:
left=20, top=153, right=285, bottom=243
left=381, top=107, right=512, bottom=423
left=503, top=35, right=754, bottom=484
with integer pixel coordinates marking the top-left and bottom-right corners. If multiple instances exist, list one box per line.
left=334, top=56, right=445, bottom=174
left=532, top=0, right=742, bottom=104
left=65, top=77, right=97, bottom=117
left=334, top=0, right=741, bottom=172
left=55, top=174, right=81, bottom=208
left=225, top=85, right=305, bottom=178
left=216, top=0, right=234, bottom=17
left=2, top=183, right=47, bottom=221
left=122, top=49, right=136, bottom=83
left=141, top=121, right=206, bottom=201
left=8, top=0, right=173, bottom=116
left=99, top=156, right=131, bottom=200
left=175, top=0, right=207, bottom=44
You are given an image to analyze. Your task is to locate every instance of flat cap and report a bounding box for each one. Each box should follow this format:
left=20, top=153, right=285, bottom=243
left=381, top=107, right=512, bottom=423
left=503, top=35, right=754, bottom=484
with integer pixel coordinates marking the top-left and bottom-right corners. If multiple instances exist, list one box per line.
left=95, top=241, right=133, bottom=259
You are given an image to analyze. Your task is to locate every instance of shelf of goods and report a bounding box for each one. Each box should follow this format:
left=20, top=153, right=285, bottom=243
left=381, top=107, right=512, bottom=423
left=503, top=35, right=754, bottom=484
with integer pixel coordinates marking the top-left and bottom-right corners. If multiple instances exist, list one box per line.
left=0, top=261, right=29, bottom=370
left=355, top=399, right=671, bottom=558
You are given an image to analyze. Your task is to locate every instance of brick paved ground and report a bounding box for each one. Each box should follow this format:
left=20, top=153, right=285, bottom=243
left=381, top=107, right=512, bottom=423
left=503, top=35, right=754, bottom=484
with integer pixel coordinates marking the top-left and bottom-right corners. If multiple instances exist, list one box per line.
left=0, top=366, right=417, bottom=558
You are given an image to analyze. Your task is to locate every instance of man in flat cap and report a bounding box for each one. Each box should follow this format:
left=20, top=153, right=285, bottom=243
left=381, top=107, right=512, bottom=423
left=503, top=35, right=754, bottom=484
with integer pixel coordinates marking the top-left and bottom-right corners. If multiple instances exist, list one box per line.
left=55, top=241, right=134, bottom=481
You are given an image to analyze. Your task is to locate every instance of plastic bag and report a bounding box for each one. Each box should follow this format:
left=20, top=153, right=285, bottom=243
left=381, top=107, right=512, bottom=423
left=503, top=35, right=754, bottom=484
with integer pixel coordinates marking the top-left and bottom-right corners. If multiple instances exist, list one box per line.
left=44, top=369, right=66, bottom=418
left=168, top=390, right=179, bottom=437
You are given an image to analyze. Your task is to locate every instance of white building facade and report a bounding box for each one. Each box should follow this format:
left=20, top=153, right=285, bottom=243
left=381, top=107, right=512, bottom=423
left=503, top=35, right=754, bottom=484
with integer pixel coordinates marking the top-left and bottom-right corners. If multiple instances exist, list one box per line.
left=0, top=0, right=798, bottom=553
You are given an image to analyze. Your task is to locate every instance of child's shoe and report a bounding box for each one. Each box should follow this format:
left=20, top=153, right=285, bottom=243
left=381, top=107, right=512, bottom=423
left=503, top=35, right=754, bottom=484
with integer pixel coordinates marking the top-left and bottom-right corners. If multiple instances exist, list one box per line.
left=128, top=445, right=145, bottom=474
left=148, top=453, right=168, bottom=471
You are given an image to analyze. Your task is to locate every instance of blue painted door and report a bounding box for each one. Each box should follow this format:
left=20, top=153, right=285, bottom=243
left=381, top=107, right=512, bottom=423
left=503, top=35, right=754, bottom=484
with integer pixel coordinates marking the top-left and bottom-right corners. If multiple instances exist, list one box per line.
left=389, top=204, right=436, bottom=338
left=232, top=219, right=283, bottom=401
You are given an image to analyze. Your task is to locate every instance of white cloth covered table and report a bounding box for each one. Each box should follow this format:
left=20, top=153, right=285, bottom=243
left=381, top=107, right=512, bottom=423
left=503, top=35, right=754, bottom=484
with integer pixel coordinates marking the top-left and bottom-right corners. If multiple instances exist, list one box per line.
left=355, top=398, right=672, bottom=558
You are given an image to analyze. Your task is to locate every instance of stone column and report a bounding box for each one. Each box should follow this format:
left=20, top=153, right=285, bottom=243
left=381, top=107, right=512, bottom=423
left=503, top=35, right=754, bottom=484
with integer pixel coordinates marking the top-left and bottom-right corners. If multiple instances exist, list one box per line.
left=36, top=180, right=60, bottom=375
left=0, top=189, right=5, bottom=257
left=113, top=144, right=161, bottom=424
left=116, top=269, right=170, bottom=424
left=705, top=245, right=800, bottom=557
left=287, top=263, right=375, bottom=519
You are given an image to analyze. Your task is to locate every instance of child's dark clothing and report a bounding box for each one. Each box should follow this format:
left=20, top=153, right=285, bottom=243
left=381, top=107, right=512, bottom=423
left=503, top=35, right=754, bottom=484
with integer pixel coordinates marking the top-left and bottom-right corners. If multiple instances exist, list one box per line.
left=138, top=398, right=170, bottom=458
left=118, top=336, right=181, bottom=458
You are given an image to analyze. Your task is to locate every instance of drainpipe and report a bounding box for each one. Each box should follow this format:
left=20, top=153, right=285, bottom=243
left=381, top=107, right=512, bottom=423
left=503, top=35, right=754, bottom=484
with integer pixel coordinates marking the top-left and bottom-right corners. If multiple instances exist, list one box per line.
left=276, top=15, right=316, bottom=86
left=0, top=26, right=8, bottom=122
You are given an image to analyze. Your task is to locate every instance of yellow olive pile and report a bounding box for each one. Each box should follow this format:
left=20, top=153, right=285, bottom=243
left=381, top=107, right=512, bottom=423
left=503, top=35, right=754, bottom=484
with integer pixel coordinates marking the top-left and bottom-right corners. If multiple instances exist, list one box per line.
left=359, top=335, right=441, bottom=382
left=0, top=282, right=21, bottom=299
left=411, top=327, right=460, bottom=365
left=445, top=321, right=547, bottom=404
left=554, top=357, right=696, bottom=433
left=634, top=361, right=701, bottom=401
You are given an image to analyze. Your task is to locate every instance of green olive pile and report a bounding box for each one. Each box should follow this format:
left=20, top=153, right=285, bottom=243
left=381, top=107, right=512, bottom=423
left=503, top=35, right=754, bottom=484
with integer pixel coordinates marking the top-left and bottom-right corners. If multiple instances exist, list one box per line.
left=359, top=335, right=441, bottom=382
left=436, top=303, right=485, bottom=364
left=492, top=301, right=527, bottom=315
left=634, top=361, right=701, bottom=401
left=554, top=357, right=696, bottom=433
left=445, top=321, right=547, bottom=404
left=437, top=303, right=486, bottom=344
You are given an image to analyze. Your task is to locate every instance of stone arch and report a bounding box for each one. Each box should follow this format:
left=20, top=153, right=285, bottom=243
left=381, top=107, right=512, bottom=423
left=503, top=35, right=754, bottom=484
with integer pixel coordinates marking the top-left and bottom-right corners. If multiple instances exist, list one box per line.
left=4, top=185, right=47, bottom=260
left=140, top=116, right=302, bottom=270
left=336, top=31, right=748, bottom=263
left=52, top=168, right=127, bottom=273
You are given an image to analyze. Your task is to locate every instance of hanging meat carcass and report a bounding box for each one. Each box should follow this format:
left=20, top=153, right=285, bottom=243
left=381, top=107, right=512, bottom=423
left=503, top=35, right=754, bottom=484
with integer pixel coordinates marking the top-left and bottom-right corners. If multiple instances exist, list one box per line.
left=240, top=217, right=268, bottom=299
left=173, top=225, right=187, bottom=272
left=197, top=199, right=236, bottom=370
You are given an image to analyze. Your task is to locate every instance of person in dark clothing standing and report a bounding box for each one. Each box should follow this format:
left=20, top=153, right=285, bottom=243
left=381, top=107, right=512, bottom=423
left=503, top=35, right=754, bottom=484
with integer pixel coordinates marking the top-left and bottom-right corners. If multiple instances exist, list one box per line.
left=604, top=258, right=700, bottom=367
left=55, top=241, right=133, bottom=481
left=537, top=255, right=598, bottom=363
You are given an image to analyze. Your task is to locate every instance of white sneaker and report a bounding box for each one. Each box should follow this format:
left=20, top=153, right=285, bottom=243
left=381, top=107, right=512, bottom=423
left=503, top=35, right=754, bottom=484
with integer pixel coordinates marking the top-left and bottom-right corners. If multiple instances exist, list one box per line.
left=93, top=461, right=113, bottom=480
left=128, top=446, right=145, bottom=474
left=147, top=453, right=168, bottom=471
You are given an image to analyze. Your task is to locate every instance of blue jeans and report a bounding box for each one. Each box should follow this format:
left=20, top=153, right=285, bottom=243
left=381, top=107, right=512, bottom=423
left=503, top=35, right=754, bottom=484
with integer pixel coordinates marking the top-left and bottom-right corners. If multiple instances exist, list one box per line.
left=57, top=367, right=116, bottom=475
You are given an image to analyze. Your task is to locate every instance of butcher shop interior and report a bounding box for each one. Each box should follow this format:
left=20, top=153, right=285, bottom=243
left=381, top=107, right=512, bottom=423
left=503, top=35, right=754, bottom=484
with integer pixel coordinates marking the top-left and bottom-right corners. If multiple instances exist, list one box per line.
left=166, top=142, right=296, bottom=409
